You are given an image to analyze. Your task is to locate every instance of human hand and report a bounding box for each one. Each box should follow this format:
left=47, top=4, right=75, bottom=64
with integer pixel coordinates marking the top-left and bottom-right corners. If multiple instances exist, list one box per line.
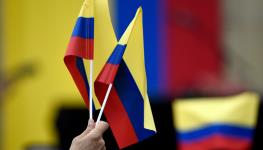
left=70, top=119, right=109, bottom=150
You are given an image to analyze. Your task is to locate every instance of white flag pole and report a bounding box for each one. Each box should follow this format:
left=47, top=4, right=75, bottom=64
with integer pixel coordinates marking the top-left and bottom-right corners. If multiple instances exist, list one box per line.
left=89, top=60, right=93, bottom=119
left=96, top=83, right=113, bottom=125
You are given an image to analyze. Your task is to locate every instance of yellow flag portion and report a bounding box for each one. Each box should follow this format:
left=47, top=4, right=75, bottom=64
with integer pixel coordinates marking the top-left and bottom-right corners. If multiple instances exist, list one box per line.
left=84, top=0, right=117, bottom=109
left=173, top=92, right=260, bottom=131
left=78, top=0, right=94, bottom=18
left=122, top=7, right=156, bottom=131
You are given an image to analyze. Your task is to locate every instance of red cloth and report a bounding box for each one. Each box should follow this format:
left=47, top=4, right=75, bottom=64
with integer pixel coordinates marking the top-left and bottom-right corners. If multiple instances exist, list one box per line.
left=163, top=0, right=223, bottom=95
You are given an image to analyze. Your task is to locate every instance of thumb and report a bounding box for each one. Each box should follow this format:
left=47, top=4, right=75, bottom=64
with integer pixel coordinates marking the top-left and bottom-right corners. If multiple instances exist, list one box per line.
left=91, top=121, right=109, bottom=135
left=78, top=119, right=95, bottom=138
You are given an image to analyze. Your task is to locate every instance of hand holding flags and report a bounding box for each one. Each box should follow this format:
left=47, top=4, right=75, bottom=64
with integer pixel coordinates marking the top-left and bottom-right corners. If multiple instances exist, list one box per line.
left=64, top=0, right=156, bottom=148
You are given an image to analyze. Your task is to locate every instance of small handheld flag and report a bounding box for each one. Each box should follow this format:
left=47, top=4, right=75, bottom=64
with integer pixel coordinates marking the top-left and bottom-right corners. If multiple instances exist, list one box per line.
left=64, top=1, right=156, bottom=148
left=64, top=0, right=94, bottom=119
left=94, top=7, right=156, bottom=149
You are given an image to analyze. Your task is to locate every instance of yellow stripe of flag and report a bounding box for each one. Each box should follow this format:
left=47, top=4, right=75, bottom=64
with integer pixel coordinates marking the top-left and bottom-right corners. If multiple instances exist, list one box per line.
left=78, top=0, right=94, bottom=18
left=123, top=7, right=156, bottom=131
left=84, top=0, right=117, bottom=109
left=173, top=92, right=260, bottom=131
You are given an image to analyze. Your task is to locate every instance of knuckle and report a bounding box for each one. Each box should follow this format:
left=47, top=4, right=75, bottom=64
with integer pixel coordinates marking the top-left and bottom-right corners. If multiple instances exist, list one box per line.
left=99, top=139, right=105, bottom=146
left=91, top=133, right=101, bottom=140
left=72, top=137, right=79, bottom=143
left=90, top=135, right=99, bottom=141
left=71, top=137, right=81, bottom=146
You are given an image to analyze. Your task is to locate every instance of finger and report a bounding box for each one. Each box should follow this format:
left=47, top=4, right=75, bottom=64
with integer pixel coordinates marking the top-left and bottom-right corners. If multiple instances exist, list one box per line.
left=97, top=139, right=105, bottom=150
left=100, top=146, right=106, bottom=150
left=96, top=121, right=109, bottom=133
left=84, top=118, right=95, bottom=133
left=93, top=121, right=109, bottom=135
left=78, top=119, right=95, bottom=138
left=87, top=118, right=95, bottom=130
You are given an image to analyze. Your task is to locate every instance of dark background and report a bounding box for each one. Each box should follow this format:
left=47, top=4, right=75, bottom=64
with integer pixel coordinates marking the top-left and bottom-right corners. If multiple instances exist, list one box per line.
left=55, top=97, right=263, bottom=150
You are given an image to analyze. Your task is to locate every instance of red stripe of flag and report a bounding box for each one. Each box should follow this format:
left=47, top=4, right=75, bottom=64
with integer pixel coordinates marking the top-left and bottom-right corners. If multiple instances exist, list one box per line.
left=67, top=37, right=94, bottom=59
left=95, top=82, right=139, bottom=148
left=96, top=63, right=119, bottom=84
left=178, top=134, right=251, bottom=150
left=64, top=56, right=90, bottom=107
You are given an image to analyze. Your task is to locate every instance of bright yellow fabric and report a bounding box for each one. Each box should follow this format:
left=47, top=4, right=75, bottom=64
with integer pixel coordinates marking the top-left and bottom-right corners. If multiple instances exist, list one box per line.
left=122, top=8, right=156, bottom=131
left=84, top=0, right=117, bottom=109
left=118, top=8, right=140, bottom=45
left=173, top=92, right=260, bottom=132
left=78, top=0, right=94, bottom=18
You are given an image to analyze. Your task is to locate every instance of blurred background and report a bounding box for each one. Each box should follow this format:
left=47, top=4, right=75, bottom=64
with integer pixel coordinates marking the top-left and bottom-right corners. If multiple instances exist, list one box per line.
left=0, top=0, right=263, bottom=149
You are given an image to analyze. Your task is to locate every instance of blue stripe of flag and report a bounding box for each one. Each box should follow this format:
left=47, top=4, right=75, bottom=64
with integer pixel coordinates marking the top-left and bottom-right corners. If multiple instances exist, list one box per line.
left=107, top=45, right=126, bottom=65
left=72, top=17, right=94, bottom=39
left=177, top=124, right=253, bottom=142
left=114, top=60, right=155, bottom=141
left=76, top=57, right=95, bottom=110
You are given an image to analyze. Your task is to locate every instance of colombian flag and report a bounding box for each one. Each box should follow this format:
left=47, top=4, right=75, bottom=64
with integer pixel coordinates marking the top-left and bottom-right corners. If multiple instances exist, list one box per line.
left=64, top=0, right=156, bottom=148
left=94, top=8, right=156, bottom=149
left=64, top=0, right=94, bottom=108
left=173, top=92, right=260, bottom=150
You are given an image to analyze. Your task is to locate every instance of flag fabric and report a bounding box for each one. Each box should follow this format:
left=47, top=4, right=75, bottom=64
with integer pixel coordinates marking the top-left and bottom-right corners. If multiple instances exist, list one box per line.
left=64, top=0, right=95, bottom=108
left=173, top=92, right=260, bottom=150
left=94, top=8, right=156, bottom=149
left=64, top=0, right=156, bottom=148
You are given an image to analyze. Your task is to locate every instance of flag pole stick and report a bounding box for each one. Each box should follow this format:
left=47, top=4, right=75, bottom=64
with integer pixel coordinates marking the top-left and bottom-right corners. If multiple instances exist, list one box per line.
left=96, top=83, right=113, bottom=125
left=89, top=60, right=93, bottom=119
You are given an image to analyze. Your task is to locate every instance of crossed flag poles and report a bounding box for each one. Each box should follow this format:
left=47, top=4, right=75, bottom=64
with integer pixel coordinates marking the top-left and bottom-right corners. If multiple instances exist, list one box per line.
left=64, top=0, right=156, bottom=148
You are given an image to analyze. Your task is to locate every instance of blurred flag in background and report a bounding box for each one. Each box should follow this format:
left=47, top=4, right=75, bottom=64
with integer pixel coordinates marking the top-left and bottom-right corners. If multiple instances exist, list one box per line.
left=173, top=92, right=260, bottom=150
left=111, top=0, right=223, bottom=98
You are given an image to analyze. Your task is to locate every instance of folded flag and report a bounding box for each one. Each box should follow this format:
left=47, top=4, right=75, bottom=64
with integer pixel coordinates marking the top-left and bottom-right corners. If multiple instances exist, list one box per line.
left=64, top=0, right=97, bottom=109
left=64, top=0, right=156, bottom=148
left=173, top=92, right=260, bottom=150
left=94, top=8, right=156, bottom=149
